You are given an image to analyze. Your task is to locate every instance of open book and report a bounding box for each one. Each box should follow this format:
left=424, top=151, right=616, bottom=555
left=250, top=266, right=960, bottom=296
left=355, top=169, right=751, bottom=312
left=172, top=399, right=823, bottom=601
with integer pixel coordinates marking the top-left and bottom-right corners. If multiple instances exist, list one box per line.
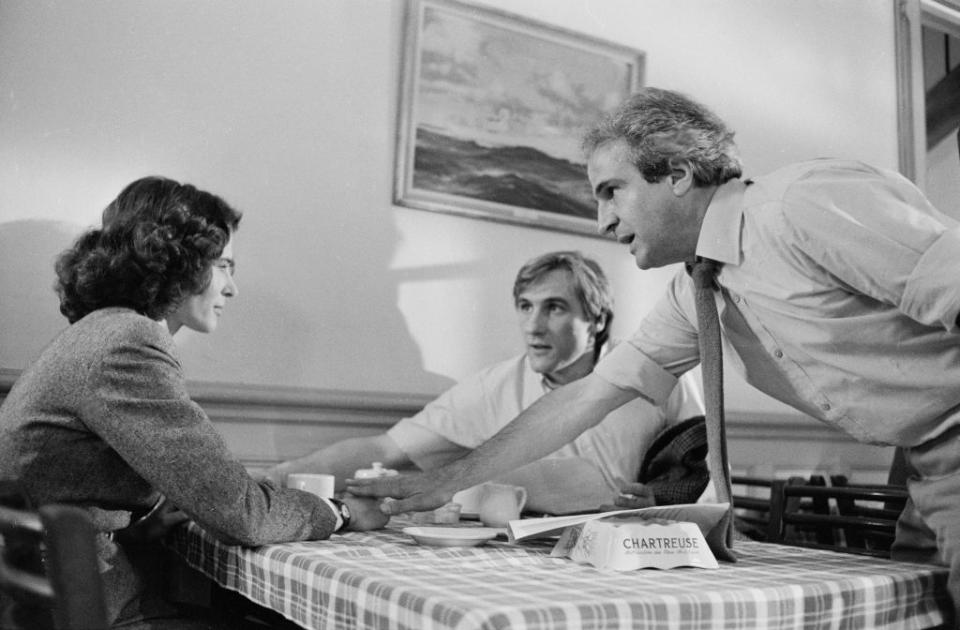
left=507, top=502, right=730, bottom=544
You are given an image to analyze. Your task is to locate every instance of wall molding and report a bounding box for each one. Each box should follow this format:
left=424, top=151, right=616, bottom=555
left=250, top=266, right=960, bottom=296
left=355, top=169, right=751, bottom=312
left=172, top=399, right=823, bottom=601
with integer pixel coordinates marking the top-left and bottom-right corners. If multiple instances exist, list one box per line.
left=1, top=366, right=891, bottom=478
left=0, top=367, right=864, bottom=440
left=1, top=366, right=432, bottom=426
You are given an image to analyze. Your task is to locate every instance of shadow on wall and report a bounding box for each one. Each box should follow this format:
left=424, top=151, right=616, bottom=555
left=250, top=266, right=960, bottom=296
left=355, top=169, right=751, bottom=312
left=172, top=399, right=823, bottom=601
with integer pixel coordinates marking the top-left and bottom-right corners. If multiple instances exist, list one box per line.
left=0, top=213, right=457, bottom=396
left=0, top=220, right=79, bottom=368
left=167, top=179, right=460, bottom=395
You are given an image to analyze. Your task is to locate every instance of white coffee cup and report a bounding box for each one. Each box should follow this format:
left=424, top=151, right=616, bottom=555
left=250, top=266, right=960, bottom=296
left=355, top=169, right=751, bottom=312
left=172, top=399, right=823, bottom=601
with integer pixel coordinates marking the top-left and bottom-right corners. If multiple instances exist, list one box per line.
left=286, top=473, right=335, bottom=499
left=452, top=484, right=485, bottom=517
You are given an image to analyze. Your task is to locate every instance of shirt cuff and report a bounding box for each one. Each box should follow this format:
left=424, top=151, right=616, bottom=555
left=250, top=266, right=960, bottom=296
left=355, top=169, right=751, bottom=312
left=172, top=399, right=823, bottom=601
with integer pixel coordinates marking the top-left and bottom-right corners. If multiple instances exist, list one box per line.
left=594, top=341, right=679, bottom=405
left=319, top=497, right=344, bottom=531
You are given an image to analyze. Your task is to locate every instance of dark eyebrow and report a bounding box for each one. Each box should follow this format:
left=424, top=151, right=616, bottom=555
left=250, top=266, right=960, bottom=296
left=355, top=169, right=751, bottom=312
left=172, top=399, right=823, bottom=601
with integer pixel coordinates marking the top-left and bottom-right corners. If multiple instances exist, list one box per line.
left=533, top=297, right=570, bottom=309
left=515, top=296, right=569, bottom=306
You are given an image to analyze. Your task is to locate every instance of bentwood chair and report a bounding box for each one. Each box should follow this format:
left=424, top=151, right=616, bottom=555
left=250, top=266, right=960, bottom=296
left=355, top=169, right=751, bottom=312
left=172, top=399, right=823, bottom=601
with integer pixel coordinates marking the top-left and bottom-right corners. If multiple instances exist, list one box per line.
left=776, top=482, right=908, bottom=557
left=732, top=474, right=839, bottom=544
left=731, top=475, right=786, bottom=541
left=0, top=498, right=108, bottom=629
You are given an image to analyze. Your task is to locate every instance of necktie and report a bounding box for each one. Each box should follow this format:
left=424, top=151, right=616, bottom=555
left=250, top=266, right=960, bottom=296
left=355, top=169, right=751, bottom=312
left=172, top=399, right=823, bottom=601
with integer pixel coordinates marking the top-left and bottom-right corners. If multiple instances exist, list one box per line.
left=690, top=258, right=736, bottom=559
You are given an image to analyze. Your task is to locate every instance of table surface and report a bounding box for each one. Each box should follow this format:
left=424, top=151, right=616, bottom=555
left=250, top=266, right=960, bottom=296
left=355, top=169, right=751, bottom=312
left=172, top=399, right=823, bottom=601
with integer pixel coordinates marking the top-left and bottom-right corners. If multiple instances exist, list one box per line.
left=169, top=518, right=951, bottom=630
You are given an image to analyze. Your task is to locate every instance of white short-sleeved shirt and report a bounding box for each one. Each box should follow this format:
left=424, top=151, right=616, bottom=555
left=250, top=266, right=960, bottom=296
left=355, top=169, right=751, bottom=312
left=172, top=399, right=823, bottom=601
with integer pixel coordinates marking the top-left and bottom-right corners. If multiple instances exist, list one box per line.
left=388, top=350, right=704, bottom=492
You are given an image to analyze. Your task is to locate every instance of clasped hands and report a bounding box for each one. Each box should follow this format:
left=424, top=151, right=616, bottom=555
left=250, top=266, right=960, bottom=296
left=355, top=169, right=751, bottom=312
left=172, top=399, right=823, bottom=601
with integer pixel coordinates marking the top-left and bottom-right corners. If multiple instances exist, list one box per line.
left=116, top=495, right=191, bottom=545
left=345, top=474, right=656, bottom=515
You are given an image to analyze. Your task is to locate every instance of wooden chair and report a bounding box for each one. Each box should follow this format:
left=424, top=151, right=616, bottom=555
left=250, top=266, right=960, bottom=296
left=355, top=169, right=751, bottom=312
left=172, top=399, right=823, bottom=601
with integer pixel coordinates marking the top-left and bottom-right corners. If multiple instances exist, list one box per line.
left=780, top=475, right=839, bottom=546
left=731, top=475, right=786, bottom=542
left=776, top=482, right=908, bottom=557
left=0, top=501, right=108, bottom=629
left=732, top=474, right=837, bottom=545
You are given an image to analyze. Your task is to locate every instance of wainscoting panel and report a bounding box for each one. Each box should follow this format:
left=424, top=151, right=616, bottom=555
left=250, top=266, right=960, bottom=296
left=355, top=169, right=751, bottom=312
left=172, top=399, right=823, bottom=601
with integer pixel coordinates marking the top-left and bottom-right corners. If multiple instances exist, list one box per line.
left=0, top=368, right=896, bottom=483
left=187, top=380, right=433, bottom=474
left=726, top=411, right=896, bottom=485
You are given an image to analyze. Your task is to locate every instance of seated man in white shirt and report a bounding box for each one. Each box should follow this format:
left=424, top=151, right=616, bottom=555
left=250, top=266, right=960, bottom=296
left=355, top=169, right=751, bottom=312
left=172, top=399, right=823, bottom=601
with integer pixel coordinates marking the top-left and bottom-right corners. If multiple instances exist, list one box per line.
left=266, top=251, right=704, bottom=514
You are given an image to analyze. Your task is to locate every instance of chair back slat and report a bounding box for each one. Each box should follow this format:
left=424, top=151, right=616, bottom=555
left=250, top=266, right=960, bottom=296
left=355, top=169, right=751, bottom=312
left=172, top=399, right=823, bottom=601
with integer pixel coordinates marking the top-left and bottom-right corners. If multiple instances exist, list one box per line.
left=0, top=493, right=108, bottom=629
left=778, top=481, right=906, bottom=557
left=733, top=474, right=907, bottom=558
left=731, top=476, right=787, bottom=542
left=0, top=560, right=56, bottom=600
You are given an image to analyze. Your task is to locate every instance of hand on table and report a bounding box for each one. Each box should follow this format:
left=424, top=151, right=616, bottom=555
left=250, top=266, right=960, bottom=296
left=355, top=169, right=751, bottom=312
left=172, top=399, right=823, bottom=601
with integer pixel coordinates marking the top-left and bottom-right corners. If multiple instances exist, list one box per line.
left=339, top=493, right=391, bottom=531
left=345, top=470, right=454, bottom=516
left=598, top=482, right=656, bottom=512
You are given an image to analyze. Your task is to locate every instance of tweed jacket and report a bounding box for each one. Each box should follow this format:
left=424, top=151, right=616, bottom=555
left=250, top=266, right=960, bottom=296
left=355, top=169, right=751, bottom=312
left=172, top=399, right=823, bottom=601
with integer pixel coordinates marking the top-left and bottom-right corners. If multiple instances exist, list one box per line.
left=0, top=307, right=336, bottom=624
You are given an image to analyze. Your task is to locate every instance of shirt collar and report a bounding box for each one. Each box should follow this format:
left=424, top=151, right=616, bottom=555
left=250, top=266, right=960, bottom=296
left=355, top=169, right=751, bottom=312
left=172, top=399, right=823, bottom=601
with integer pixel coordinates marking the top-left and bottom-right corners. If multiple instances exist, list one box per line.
left=534, top=342, right=612, bottom=393
left=695, top=178, right=747, bottom=266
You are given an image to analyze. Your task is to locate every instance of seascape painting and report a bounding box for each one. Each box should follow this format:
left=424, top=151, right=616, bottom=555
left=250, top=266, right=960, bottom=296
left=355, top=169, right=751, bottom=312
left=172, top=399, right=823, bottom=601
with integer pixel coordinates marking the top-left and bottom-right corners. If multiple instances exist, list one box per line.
left=394, top=0, right=644, bottom=236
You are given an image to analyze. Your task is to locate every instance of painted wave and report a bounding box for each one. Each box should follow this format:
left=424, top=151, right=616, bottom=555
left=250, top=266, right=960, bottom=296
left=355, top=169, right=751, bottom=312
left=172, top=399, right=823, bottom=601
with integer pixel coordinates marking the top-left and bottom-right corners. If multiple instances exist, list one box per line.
left=412, top=127, right=596, bottom=220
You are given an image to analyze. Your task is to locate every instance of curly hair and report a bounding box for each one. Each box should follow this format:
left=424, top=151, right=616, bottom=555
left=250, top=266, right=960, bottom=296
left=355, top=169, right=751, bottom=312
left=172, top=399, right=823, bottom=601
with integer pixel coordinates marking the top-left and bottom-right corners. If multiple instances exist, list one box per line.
left=55, top=176, right=242, bottom=323
left=512, top=251, right=614, bottom=361
left=581, top=87, right=743, bottom=186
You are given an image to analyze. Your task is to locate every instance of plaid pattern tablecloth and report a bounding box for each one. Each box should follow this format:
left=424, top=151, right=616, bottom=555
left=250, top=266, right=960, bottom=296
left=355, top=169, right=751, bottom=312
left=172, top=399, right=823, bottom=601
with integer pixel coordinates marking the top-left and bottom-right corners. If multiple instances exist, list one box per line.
left=169, top=519, right=950, bottom=630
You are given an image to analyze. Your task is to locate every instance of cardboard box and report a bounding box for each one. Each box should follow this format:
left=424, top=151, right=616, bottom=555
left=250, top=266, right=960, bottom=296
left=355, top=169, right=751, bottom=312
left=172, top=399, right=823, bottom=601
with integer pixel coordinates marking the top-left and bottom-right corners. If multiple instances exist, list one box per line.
left=551, top=516, right=718, bottom=570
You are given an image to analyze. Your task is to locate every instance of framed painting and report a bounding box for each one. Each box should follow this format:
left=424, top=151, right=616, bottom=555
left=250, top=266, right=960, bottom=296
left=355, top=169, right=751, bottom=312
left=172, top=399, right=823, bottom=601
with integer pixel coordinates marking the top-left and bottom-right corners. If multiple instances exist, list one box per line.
left=393, top=0, right=644, bottom=236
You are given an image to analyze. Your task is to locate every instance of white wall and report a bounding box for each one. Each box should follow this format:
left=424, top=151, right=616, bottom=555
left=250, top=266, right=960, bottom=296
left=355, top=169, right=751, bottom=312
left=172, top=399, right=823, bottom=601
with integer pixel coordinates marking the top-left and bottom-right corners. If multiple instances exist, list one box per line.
left=0, top=0, right=900, bottom=423
left=926, top=133, right=960, bottom=217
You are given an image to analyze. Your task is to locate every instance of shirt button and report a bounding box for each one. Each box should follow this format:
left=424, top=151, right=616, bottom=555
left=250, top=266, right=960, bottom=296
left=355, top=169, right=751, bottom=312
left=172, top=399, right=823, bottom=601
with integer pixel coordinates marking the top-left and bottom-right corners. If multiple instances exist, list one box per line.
left=820, top=403, right=831, bottom=411
left=774, top=349, right=783, bottom=358
left=733, top=295, right=741, bottom=303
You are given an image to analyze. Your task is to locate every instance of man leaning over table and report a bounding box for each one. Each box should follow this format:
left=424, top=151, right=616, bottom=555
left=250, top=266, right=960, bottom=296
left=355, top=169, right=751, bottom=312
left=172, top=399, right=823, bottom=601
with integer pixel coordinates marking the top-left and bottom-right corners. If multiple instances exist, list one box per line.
left=266, top=250, right=705, bottom=514
left=347, top=87, right=960, bottom=621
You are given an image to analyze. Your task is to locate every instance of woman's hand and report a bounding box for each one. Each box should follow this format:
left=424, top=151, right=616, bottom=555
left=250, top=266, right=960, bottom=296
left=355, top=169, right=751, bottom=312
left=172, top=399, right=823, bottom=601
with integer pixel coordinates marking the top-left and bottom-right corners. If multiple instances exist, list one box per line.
left=117, top=496, right=191, bottom=545
left=339, top=493, right=391, bottom=531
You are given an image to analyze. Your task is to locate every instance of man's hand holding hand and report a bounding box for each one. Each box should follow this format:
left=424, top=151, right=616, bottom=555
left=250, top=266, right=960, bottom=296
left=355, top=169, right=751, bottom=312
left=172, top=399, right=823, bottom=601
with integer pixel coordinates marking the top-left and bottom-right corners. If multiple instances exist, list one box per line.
left=345, top=471, right=455, bottom=516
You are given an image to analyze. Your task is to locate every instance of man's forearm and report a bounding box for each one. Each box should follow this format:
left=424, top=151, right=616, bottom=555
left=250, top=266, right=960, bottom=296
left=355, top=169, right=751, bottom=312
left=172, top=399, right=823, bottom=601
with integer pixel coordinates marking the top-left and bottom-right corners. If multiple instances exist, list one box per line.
left=269, top=435, right=410, bottom=490
left=439, top=374, right=635, bottom=493
left=494, top=457, right=615, bottom=514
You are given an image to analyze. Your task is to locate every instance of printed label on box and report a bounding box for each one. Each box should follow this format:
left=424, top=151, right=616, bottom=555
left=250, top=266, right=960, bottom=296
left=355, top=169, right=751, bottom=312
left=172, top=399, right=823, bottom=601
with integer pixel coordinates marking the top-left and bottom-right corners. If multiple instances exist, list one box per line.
left=551, top=516, right=719, bottom=570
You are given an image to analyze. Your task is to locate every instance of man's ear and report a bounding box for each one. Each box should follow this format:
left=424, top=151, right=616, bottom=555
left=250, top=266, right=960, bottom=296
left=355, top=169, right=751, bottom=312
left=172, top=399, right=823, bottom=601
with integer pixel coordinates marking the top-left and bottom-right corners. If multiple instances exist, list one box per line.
left=667, top=159, right=694, bottom=196
left=593, top=312, right=609, bottom=335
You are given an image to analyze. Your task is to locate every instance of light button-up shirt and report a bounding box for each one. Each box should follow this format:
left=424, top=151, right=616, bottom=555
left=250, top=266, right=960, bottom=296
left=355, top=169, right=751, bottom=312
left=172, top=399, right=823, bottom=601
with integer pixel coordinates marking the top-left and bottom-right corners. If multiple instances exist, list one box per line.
left=596, top=159, right=960, bottom=447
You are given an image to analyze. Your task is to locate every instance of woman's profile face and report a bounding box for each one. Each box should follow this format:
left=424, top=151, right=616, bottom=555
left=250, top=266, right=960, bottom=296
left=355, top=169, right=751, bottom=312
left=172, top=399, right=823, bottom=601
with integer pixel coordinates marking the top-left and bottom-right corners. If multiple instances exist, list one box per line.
left=166, top=236, right=238, bottom=335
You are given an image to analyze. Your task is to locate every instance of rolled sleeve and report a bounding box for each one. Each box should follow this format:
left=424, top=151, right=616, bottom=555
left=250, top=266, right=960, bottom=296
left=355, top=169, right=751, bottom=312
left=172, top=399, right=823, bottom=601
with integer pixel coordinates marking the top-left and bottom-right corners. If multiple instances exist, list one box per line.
left=594, top=342, right=679, bottom=406
left=902, top=226, right=960, bottom=332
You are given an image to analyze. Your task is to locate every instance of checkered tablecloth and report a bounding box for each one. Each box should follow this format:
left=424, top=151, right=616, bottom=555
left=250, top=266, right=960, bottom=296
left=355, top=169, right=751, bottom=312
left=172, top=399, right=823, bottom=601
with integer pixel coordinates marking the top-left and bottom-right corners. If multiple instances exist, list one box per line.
left=169, top=519, right=950, bottom=630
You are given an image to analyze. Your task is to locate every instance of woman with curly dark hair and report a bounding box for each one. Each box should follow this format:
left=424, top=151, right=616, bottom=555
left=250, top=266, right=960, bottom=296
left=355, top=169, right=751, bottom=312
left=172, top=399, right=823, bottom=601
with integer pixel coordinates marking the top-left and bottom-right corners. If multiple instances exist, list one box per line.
left=0, top=177, right=388, bottom=629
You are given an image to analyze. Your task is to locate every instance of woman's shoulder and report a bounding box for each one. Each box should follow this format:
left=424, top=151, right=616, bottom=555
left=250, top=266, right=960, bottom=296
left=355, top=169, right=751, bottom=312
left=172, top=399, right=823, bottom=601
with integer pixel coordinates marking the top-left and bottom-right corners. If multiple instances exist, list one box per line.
left=69, top=307, right=173, bottom=352
left=9, top=309, right=175, bottom=401
left=76, top=306, right=161, bottom=331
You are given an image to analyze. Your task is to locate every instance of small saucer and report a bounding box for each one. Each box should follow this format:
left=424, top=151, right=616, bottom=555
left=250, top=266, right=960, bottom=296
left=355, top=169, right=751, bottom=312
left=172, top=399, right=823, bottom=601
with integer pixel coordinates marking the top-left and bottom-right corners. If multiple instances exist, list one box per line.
left=403, top=526, right=500, bottom=547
